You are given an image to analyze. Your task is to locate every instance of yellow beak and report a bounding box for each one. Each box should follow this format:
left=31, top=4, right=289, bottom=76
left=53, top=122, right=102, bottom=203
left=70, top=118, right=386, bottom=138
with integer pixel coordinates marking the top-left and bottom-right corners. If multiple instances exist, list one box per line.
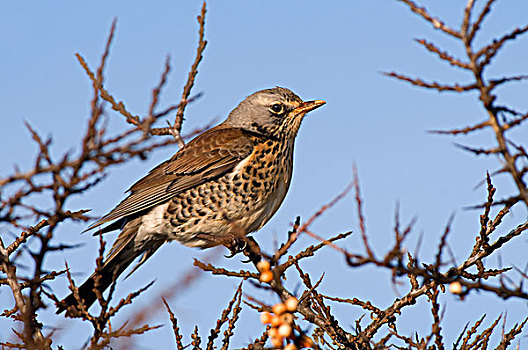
left=292, top=100, right=326, bottom=115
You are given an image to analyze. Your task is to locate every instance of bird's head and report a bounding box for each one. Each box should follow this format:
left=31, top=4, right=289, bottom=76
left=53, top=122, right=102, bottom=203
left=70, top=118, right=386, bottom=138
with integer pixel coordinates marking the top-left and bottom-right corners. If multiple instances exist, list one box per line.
left=225, top=87, right=325, bottom=139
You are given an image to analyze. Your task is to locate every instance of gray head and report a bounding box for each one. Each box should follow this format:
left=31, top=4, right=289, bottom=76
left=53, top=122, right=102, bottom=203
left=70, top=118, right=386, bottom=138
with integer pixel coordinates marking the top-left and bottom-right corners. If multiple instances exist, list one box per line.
left=224, top=87, right=325, bottom=139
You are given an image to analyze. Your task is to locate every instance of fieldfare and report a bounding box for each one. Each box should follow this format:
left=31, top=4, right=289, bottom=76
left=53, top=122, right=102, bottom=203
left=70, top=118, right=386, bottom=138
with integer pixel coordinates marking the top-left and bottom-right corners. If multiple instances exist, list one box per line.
left=57, top=87, right=325, bottom=314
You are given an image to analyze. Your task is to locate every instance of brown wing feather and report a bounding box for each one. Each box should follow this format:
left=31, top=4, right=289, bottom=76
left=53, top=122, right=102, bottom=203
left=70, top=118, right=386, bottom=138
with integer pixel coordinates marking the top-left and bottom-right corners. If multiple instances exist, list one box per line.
left=85, top=126, right=256, bottom=231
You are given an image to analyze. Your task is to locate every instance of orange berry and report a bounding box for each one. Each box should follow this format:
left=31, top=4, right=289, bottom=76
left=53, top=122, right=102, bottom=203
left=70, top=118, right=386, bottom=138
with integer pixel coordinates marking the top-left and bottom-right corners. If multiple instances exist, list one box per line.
left=257, top=260, right=271, bottom=272
left=284, top=344, right=298, bottom=350
left=260, top=311, right=273, bottom=324
left=270, top=314, right=282, bottom=327
left=449, top=281, right=462, bottom=294
left=270, top=335, right=283, bottom=347
left=300, top=335, right=315, bottom=348
left=285, top=296, right=298, bottom=312
left=260, top=270, right=273, bottom=283
left=272, top=303, right=287, bottom=316
left=268, top=327, right=278, bottom=338
left=280, top=312, right=294, bottom=324
left=278, top=323, right=292, bottom=338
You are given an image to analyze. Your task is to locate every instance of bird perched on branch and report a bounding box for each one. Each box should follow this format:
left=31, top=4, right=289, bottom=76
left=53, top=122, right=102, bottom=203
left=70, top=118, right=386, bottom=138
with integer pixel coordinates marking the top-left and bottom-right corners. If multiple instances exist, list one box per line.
left=57, top=87, right=325, bottom=314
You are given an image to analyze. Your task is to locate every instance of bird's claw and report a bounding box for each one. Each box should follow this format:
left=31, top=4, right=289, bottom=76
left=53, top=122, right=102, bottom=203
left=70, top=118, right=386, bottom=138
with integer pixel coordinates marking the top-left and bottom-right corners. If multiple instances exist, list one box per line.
left=224, top=236, right=247, bottom=258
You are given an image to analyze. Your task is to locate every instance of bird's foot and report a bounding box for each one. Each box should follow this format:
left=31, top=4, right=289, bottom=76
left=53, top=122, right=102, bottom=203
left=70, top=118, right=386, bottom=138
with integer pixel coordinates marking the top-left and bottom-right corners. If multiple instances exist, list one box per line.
left=224, top=236, right=247, bottom=258
left=221, top=234, right=261, bottom=265
left=240, top=236, right=262, bottom=265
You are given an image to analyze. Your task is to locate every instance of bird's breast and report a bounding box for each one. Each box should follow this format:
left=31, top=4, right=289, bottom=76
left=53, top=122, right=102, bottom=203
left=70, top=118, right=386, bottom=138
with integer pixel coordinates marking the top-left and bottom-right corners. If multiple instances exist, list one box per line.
left=230, top=138, right=294, bottom=231
left=161, top=138, right=296, bottom=247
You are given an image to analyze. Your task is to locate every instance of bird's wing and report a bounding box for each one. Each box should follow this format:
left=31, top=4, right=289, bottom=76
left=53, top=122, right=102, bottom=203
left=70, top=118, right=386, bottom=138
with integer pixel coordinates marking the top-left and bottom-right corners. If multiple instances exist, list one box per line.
left=85, top=126, right=256, bottom=231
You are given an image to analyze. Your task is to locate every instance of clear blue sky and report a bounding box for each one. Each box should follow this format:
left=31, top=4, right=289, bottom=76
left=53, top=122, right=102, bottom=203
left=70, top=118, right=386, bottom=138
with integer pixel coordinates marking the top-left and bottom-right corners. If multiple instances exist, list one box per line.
left=1, top=1, right=528, bottom=348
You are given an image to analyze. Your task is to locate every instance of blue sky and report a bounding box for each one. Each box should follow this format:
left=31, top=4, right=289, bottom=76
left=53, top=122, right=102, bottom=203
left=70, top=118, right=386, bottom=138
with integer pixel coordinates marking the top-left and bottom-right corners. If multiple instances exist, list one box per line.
left=1, top=1, right=528, bottom=348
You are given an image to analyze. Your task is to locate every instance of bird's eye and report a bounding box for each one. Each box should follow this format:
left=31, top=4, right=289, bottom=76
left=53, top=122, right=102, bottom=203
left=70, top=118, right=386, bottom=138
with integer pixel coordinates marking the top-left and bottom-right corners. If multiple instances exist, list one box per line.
left=270, top=103, right=284, bottom=114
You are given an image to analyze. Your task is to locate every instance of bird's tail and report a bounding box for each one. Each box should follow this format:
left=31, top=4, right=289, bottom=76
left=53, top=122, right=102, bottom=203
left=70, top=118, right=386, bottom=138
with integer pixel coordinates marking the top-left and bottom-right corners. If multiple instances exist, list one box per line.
left=57, top=221, right=146, bottom=315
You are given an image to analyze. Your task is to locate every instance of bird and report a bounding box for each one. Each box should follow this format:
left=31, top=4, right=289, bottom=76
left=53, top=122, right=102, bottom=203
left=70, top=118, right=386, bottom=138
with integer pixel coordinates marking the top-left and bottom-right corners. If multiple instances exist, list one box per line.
left=57, top=87, right=325, bottom=314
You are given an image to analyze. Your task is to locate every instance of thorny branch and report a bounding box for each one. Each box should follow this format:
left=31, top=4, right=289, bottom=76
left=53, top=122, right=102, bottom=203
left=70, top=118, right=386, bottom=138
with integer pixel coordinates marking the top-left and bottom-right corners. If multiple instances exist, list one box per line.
left=194, top=1, right=528, bottom=349
left=2, top=1, right=528, bottom=350
left=0, top=2, right=210, bottom=349
left=150, top=1, right=208, bottom=147
left=390, top=0, right=528, bottom=208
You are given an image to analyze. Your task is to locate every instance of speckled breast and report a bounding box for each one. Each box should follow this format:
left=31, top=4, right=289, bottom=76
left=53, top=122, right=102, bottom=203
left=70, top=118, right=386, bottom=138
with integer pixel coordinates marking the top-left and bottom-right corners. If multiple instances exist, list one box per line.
left=164, top=137, right=295, bottom=248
